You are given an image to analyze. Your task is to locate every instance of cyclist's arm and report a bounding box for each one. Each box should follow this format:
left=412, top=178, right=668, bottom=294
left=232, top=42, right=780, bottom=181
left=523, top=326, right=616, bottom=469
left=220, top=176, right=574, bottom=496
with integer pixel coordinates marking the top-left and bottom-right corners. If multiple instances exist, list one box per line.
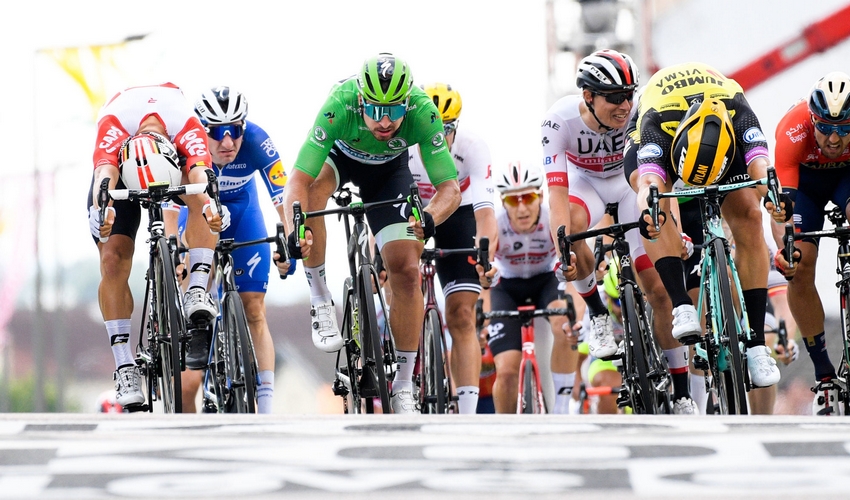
left=547, top=184, right=570, bottom=258
left=427, top=178, right=461, bottom=225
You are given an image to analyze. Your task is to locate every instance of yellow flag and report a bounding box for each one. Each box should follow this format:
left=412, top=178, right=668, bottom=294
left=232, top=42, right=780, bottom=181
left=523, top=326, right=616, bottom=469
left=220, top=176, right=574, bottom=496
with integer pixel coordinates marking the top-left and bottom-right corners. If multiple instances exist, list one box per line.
left=45, top=42, right=127, bottom=121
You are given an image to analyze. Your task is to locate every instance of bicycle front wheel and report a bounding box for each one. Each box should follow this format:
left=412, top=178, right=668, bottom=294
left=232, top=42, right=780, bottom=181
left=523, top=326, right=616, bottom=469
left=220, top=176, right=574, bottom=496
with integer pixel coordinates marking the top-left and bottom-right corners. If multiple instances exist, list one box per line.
left=621, top=284, right=654, bottom=414
left=421, top=308, right=448, bottom=414
left=358, top=265, right=392, bottom=412
left=153, top=237, right=183, bottom=413
left=712, top=239, right=748, bottom=415
left=520, top=359, right=542, bottom=414
left=222, top=291, right=257, bottom=413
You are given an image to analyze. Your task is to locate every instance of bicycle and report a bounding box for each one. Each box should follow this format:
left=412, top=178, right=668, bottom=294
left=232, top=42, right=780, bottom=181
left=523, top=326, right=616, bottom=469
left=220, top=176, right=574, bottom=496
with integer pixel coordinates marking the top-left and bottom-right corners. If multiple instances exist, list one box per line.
left=557, top=203, right=672, bottom=415
left=475, top=296, right=575, bottom=414
left=195, top=221, right=289, bottom=414
left=783, top=205, right=850, bottom=414
left=101, top=170, right=217, bottom=413
left=415, top=238, right=491, bottom=414
left=647, top=166, right=783, bottom=415
left=294, top=185, right=419, bottom=413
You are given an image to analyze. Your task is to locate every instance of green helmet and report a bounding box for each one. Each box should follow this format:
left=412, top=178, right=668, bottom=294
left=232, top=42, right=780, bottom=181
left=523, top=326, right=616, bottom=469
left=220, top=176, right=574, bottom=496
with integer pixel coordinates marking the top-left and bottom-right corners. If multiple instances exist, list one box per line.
left=358, top=53, right=413, bottom=104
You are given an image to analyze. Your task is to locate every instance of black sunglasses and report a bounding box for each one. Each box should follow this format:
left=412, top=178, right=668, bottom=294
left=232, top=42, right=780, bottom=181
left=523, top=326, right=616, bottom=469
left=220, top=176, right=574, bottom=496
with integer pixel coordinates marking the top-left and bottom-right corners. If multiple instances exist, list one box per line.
left=594, top=90, right=635, bottom=105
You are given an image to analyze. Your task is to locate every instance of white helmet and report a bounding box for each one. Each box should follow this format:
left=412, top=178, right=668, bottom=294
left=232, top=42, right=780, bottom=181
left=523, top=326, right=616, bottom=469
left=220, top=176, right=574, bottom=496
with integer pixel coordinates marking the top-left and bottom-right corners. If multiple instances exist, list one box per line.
left=808, top=71, right=850, bottom=123
left=119, top=132, right=182, bottom=190
left=195, top=86, right=248, bottom=125
left=495, top=160, right=544, bottom=194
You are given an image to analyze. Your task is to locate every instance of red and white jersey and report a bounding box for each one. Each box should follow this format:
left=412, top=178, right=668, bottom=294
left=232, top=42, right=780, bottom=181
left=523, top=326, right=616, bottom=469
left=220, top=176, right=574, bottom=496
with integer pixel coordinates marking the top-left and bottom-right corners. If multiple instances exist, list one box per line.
left=408, top=128, right=494, bottom=211
left=494, top=203, right=557, bottom=279
left=93, top=83, right=211, bottom=171
left=541, top=94, right=634, bottom=186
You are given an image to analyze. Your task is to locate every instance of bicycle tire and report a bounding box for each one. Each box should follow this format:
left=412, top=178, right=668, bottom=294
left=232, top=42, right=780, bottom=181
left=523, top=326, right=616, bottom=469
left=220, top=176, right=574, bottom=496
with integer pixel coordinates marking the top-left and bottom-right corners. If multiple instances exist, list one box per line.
left=520, top=359, right=538, bottom=414
left=712, top=238, right=748, bottom=415
left=222, top=291, right=257, bottom=413
left=153, top=237, right=183, bottom=413
left=358, top=265, right=392, bottom=412
left=643, top=302, right=673, bottom=414
left=339, top=277, right=363, bottom=414
left=622, top=283, right=654, bottom=414
left=421, top=308, right=448, bottom=414
left=838, top=283, right=850, bottom=415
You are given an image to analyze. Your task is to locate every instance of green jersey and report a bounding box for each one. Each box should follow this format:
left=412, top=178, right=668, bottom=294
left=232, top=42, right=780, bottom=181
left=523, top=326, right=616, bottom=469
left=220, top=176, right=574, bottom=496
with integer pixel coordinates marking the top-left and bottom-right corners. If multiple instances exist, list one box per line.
left=293, top=78, right=457, bottom=186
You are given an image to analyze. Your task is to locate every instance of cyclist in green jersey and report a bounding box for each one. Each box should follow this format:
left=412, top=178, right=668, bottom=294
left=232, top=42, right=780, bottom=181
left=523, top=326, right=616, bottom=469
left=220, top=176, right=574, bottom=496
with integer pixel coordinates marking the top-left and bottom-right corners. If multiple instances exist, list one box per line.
left=281, top=53, right=461, bottom=414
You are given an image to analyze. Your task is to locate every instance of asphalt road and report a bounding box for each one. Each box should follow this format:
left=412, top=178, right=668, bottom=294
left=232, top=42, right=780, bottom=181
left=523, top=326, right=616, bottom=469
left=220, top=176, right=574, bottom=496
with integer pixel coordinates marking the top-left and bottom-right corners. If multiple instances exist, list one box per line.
left=0, top=413, right=847, bottom=499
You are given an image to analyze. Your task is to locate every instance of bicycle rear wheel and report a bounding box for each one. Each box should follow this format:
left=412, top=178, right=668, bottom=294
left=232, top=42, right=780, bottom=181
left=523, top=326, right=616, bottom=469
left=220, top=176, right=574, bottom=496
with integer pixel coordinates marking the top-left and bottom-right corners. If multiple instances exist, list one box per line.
left=839, top=283, right=850, bottom=415
left=153, top=237, right=183, bottom=413
left=338, top=277, right=364, bottom=414
left=358, top=265, right=392, bottom=412
left=622, top=284, right=654, bottom=414
left=222, top=291, right=257, bottom=413
left=421, top=308, right=448, bottom=414
left=713, top=239, right=748, bottom=415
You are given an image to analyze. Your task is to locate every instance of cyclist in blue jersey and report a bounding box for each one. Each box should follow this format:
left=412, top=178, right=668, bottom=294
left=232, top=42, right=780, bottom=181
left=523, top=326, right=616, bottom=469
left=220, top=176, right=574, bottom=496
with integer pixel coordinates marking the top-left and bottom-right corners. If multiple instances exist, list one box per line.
left=175, top=87, right=294, bottom=413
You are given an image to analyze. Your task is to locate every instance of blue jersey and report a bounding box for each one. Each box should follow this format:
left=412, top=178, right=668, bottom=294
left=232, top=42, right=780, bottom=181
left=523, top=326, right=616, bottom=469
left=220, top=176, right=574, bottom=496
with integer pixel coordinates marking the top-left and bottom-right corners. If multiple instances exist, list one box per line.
left=216, top=121, right=287, bottom=206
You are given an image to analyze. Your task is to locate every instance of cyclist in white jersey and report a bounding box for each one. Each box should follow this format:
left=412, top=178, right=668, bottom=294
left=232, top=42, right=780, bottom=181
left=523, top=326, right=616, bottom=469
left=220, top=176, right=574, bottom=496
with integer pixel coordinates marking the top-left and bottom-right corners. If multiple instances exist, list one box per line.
left=483, top=161, right=578, bottom=413
left=543, top=50, right=697, bottom=414
left=406, top=83, right=497, bottom=413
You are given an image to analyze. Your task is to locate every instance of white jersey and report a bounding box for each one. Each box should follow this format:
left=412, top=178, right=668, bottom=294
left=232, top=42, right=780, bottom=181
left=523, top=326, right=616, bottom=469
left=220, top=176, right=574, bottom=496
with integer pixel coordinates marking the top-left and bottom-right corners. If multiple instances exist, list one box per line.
left=409, top=128, right=494, bottom=211
left=494, top=203, right=557, bottom=279
left=541, top=94, right=634, bottom=185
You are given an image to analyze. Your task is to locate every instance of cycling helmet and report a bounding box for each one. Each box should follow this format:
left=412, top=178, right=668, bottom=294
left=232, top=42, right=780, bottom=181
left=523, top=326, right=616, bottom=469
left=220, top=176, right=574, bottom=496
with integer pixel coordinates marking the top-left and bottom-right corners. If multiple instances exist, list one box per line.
left=808, top=71, right=850, bottom=123
left=422, top=82, right=462, bottom=122
left=576, top=49, right=639, bottom=92
left=602, top=260, right=619, bottom=299
left=119, top=132, right=182, bottom=190
left=96, top=390, right=124, bottom=413
left=195, top=86, right=248, bottom=125
left=495, top=161, right=545, bottom=194
left=671, top=98, right=736, bottom=186
left=358, top=53, right=413, bottom=104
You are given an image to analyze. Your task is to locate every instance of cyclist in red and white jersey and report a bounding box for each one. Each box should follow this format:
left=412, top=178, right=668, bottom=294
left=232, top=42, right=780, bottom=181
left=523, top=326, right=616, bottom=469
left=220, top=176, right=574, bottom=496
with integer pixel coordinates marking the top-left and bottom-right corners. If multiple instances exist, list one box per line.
left=543, top=51, right=697, bottom=414
left=407, top=83, right=497, bottom=413
left=87, top=83, right=223, bottom=408
left=484, top=161, right=578, bottom=414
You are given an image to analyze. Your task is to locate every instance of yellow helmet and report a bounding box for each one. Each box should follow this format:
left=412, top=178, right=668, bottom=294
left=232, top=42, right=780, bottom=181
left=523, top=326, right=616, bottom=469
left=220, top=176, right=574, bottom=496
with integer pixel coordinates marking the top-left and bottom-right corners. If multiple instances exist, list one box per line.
left=421, top=82, right=462, bottom=122
left=671, top=97, right=736, bottom=186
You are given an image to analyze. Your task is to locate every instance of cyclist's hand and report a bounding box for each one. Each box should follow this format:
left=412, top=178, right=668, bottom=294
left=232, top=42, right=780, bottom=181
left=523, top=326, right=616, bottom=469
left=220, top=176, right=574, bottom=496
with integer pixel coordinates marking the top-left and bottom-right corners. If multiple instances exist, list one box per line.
left=639, top=208, right=666, bottom=240
left=89, top=205, right=115, bottom=242
left=764, top=193, right=793, bottom=223
left=287, top=228, right=312, bottom=260
left=202, top=201, right=223, bottom=233
left=774, top=248, right=801, bottom=280
left=553, top=257, right=577, bottom=283
left=774, top=338, right=799, bottom=365
left=404, top=205, right=435, bottom=240
left=681, top=233, right=694, bottom=259
left=476, top=262, right=499, bottom=289
left=561, top=320, right=579, bottom=348
left=218, top=204, right=232, bottom=232
left=273, top=253, right=297, bottom=276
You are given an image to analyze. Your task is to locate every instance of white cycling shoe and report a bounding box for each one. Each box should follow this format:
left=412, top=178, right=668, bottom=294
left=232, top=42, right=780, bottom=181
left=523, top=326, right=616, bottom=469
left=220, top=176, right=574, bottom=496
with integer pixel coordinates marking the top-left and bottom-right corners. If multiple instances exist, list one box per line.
left=588, top=314, right=618, bottom=360
left=311, top=301, right=342, bottom=353
left=747, top=345, right=781, bottom=387
left=671, top=304, right=701, bottom=344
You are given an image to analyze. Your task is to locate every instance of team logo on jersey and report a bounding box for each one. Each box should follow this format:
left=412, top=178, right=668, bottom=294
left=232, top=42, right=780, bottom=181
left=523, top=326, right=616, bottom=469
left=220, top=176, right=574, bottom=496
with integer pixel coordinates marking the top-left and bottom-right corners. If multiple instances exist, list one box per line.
left=430, top=111, right=437, bottom=124
left=313, top=126, right=327, bottom=142
left=388, top=137, right=408, bottom=150
left=513, top=242, right=523, bottom=251
left=431, top=132, right=445, bottom=148
left=98, top=125, right=126, bottom=153
left=542, top=136, right=549, bottom=146
left=179, top=128, right=208, bottom=158
left=743, top=127, right=766, bottom=143
left=544, top=155, right=557, bottom=165
left=540, top=119, right=560, bottom=130
left=261, top=137, right=277, bottom=157
left=266, top=160, right=287, bottom=188
left=323, top=112, right=335, bottom=124
left=637, top=143, right=662, bottom=160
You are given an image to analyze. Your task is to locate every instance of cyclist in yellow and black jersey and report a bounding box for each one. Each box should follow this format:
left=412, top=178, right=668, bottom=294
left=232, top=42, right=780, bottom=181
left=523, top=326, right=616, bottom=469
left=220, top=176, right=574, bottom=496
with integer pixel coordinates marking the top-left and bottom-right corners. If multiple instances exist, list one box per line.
left=629, top=62, right=789, bottom=390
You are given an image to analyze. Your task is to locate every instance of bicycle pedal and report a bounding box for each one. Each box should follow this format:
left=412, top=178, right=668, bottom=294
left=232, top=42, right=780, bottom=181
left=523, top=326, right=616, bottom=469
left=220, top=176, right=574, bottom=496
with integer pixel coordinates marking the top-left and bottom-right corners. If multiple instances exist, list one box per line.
left=332, top=378, right=350, bottom=397
left=124, top=402, right=149, bottom=413
left=693, top=357, right=709, bottom=371
left=676, top=333, right=701, bottom=346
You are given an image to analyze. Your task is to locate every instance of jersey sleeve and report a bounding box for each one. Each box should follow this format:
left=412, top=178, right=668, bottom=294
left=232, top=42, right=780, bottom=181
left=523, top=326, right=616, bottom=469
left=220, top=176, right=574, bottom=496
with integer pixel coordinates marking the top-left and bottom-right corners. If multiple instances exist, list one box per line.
left=93, top=114, right=130, bottom=169
left=541, top=111, right=570, bottom=188
left=246, top=123, right=287, bottom=206
left=773, top=102, right=810, bottom=192
left=635, top=110, right=674, bottom=183
left=293, top=91, right=348, bottom=178
left=173, top=116, right=213, bottom=171
left=728, top=93, right=770, bottom=166
left=464, top=136, right=495, bottom=211
left=410, top=96, right=457, bottom=185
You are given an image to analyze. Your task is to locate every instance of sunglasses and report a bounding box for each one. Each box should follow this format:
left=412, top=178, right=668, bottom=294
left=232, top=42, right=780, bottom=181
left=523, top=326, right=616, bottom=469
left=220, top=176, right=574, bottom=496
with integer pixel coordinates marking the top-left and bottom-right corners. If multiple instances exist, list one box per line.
left=814, top=120, right=850, bottom=137
left=443, top=120, right=458, bottom=136
left=207, top=123, right=245, bottom=141
left=502, top=192, right=540, bottom=207
left=594, top=90, right=635, bottom=105
left=362, top=100, right=408, bottom=121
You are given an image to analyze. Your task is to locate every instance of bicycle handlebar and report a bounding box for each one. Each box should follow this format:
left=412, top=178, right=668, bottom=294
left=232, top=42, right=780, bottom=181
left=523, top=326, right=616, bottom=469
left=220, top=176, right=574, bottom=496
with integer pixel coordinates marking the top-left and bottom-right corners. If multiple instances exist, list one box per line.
left=109, top=181, right=208, bottom=201
left=97, top=178, right=111, bottom=243
left=408, top=182, right=426, bottom=233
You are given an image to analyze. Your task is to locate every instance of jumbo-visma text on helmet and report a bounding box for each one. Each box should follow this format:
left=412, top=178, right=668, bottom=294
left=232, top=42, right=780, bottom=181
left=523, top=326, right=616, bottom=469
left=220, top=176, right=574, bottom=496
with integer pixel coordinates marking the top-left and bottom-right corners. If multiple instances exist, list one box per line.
left=575, top=49, right=639, bottom=93
left=195, top=86, right=248, bottom=125
left=358, top=53, right=413, bottom=105
left=808, top=71, right=850, bottom=123
left=495, top=160, right=545, bottom=194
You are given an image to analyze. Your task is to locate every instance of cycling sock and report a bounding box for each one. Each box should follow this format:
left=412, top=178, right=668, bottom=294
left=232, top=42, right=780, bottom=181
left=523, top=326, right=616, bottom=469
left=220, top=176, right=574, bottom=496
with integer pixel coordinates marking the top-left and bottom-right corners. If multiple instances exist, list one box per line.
left=654, top=257, right=691, bottom=307
left=743, top=288, right=767, bottom=347
left=257, top=370, right=274, bottom=414
left=663, top=346, right=690, bottom=399
left=105, top=319, right=134, bottom=369
left=574, top=273, right=607, bottom=317
left=805, top=332, right=836, bottom=380
left=552, top=372, right=576, bottom=414
left=457, top=386, right=479, bottom=414
left=188, top=248, right=214, bottom=290
left=689, top=372, right=707, bottom=415
left=305, top=264, right=332, bottom=305
left=393, top=350, right=417, bottom=392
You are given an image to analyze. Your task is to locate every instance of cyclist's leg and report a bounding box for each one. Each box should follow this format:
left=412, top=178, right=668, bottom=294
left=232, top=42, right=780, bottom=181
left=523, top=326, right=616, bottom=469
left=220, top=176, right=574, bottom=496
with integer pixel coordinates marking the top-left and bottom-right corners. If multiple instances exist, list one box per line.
left=537, top=275, right=577, bottom=413
left=181, top=370, right=202, bottom=413
left=487, top=281, right=523, bottom=413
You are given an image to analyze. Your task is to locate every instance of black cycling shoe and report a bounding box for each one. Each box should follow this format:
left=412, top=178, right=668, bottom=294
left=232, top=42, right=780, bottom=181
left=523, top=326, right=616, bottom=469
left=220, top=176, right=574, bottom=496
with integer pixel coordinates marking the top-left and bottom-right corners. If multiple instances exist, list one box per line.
left=185, top=327, right=212, bottom=370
